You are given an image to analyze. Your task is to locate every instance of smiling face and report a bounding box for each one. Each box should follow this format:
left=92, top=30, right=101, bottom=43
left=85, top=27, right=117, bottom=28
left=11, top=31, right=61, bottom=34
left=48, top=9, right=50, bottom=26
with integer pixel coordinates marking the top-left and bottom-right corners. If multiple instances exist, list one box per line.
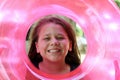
left=35, top=23, right=72, bottom=63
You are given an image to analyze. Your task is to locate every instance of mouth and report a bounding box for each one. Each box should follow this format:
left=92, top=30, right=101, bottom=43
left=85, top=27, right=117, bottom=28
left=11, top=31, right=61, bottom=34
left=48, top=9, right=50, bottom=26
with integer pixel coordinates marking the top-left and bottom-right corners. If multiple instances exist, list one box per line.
left=48, top=49, right=62, bottom=53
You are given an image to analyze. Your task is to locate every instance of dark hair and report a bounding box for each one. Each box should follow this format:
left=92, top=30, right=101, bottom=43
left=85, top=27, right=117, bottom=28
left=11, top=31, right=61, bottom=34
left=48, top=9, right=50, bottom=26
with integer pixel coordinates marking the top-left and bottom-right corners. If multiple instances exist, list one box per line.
left=28, top=15, right=81, bottom=69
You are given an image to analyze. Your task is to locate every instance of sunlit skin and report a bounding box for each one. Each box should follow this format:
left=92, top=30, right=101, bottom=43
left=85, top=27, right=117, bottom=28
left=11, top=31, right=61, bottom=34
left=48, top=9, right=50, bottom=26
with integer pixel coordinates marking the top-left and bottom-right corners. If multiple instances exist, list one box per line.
left=35, top=23, right=72, bottom=74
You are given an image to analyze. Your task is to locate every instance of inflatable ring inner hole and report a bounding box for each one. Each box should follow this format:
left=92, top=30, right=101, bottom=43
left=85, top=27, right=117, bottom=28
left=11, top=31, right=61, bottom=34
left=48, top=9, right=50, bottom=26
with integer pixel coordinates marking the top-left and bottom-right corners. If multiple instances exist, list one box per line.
left=25, top=13, right=87, bottom=79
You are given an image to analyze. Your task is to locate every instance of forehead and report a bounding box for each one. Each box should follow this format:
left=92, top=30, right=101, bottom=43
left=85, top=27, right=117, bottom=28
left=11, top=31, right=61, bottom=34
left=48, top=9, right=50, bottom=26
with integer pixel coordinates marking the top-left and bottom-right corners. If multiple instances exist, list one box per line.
left=38, top=23, right=68, bottom=36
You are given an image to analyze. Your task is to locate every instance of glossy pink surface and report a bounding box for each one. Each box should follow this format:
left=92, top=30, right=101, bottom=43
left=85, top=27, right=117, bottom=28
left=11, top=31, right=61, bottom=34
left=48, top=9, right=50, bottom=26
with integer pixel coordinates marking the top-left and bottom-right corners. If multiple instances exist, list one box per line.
left=0, top=0, right=120, bottom=80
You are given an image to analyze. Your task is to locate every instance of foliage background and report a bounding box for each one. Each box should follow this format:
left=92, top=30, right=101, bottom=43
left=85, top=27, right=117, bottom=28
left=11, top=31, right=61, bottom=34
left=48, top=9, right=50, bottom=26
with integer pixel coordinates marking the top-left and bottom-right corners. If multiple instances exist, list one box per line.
left=115, top=0, right=120, bottom=8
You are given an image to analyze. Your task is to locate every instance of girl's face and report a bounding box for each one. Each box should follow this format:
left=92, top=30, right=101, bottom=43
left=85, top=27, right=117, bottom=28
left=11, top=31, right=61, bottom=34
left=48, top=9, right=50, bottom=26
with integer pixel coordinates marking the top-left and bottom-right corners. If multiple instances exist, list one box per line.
left=35, top=23, right=72, bottom=62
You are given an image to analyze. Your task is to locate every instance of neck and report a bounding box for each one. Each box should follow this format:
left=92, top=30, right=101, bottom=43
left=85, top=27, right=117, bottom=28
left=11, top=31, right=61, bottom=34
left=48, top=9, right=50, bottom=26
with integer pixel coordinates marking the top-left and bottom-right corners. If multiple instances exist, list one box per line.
left=38, top=60, right=70, bottom=74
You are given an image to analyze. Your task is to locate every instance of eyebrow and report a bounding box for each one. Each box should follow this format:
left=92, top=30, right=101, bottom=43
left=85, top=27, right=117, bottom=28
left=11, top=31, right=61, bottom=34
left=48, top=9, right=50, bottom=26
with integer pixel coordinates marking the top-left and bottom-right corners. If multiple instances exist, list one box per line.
left=43, top=34, right=50, bottom=36
left=44, top=33, right=67, bottom=36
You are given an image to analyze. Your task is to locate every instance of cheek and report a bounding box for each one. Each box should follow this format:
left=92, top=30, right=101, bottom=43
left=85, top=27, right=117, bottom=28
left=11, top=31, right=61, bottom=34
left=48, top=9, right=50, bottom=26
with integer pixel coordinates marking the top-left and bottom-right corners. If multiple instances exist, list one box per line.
left=38, top=42, right=49, bottom=51
left=61, top=41, right=70, bottom=49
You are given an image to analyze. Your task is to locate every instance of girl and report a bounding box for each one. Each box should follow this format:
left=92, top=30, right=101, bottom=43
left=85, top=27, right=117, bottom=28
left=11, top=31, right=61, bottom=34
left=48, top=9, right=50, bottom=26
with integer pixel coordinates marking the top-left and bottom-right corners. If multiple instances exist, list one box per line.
left=28, top=15, right=81, bottom=74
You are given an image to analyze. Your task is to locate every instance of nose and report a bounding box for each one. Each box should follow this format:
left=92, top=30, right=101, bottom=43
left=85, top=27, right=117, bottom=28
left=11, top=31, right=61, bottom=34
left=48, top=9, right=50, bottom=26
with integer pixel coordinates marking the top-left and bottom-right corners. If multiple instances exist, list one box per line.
left=50, top=38, right=60, bottom=46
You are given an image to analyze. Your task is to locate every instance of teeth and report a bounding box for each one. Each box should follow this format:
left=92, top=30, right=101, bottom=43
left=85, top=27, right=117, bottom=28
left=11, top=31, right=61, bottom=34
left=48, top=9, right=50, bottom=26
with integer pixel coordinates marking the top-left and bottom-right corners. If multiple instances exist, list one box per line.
left=48, top=50, right=60, bottom=53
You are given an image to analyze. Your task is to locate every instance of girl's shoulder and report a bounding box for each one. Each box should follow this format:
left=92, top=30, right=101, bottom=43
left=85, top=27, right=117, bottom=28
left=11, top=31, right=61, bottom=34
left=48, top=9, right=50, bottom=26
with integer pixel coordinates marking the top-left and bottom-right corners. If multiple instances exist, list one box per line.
left=25, top=69, right=39, bottom=80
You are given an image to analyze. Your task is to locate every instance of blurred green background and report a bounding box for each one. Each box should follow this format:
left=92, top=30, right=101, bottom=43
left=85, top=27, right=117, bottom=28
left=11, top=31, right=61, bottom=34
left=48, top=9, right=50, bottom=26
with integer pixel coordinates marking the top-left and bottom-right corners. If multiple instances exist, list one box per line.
left=115, top=0, right=120, bottom=8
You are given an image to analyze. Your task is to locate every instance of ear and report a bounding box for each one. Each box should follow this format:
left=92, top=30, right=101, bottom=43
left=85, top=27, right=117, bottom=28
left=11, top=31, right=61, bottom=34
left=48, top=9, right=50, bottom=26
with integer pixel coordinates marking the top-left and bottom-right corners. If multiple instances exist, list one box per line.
left=35, top=42, right=39, bottom=53
left=69, top=41, right=72, bottom=51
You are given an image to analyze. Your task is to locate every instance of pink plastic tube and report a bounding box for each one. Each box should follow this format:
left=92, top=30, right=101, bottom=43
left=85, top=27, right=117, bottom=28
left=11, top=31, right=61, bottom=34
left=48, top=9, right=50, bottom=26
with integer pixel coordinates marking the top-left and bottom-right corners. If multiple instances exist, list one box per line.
left=0, top=0, right=120, bottom=80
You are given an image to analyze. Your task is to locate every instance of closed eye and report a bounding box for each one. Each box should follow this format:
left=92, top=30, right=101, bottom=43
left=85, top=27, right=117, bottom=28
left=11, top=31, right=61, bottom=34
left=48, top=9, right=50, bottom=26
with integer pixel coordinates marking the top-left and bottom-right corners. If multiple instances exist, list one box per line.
left=56, top=36, right=65, bottom=40
left=43, top=37, right=50, bottom=41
